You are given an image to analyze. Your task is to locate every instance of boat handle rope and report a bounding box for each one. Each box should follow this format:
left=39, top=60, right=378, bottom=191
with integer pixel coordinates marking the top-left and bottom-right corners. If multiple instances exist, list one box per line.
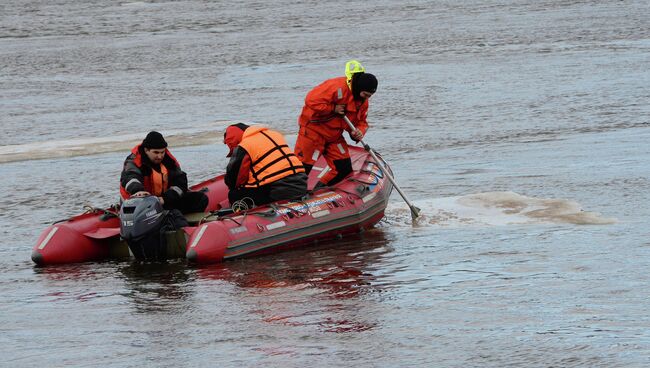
left=348, top=178, right=375, bottom=186
left=83, top=205, right=119, bottom=217
left=232, top=197, right=256, bottom=212
left=360, top=160, right=385, bottom=179
left=357, top=170, right=383, bottom=181
left=198, top=212, right=220, bottom=225
left=216, top=211, right=246, bottom=226
left=272, top=203, right=309, bottom=217
left=52, top=217, right=73, bottom=225
left=52, top=204, right=119, bottom=224
left=331, top=183, right=364, bottom=200
left=249, top=209, right=277, bottom=218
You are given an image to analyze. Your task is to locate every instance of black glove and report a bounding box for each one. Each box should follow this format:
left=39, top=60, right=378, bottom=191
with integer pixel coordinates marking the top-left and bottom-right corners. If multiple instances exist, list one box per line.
left=162, top=188, right=183, bottom=207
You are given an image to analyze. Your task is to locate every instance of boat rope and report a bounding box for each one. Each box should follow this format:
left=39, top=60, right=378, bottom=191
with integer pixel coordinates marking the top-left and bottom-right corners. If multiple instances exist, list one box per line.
left=219, top=212, right=246, bottom=226
left=307, top=184, right=330, bottom=195
left=331, top=182, right=365, bottom=199
left=52, top=217, right=73, bottom=224
left=249, top=209, right=277, bottom=217
left=52, top=204, right=119, bottom=224
left=197, top=212, right=219, bottom=225
left=348, top=178, right=376, bottom=186
left=232, top=197, right=255, bottom=212
left=360, top=160, right=384, bottom=179
left=82, top=204, right=119, bottom=217
left=270, top=202, right=310, bottom=217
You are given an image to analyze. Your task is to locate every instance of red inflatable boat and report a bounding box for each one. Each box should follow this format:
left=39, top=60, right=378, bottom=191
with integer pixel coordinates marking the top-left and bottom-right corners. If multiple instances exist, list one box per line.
left=31, top=146, right=393, bottom=265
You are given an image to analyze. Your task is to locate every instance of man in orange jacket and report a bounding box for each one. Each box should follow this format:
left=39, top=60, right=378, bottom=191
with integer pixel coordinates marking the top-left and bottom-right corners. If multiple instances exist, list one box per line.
left=120, top=131, right=208, bottom=213
left=223, top=123, right=307, bottom=207
left=295, top=60, right=378, bottom=188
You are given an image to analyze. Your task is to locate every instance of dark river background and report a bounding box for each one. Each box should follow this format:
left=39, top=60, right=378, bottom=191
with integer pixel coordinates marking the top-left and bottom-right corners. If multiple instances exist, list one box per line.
left=1, top=0, right=649, bottom=366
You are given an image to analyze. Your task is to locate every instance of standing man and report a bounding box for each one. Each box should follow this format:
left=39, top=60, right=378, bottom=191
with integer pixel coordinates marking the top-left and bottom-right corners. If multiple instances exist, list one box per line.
left=223, top=123, right=307, bottom=207
left=295, top=60, right=378, bottom=188
left=120, top=131, right=208, bottom=213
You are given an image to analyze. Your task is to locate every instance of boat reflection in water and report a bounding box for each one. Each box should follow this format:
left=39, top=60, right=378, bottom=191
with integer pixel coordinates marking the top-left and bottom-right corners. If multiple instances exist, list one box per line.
left=31, top=216, right=392, bottom=336
left=117, top=261, right=196, bottom=314
left=194, top=229, right=392, bottom=333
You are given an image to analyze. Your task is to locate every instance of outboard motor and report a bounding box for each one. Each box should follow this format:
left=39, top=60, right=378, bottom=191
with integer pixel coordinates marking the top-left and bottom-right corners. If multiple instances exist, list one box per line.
left=119, top=196, right=169, bottom=261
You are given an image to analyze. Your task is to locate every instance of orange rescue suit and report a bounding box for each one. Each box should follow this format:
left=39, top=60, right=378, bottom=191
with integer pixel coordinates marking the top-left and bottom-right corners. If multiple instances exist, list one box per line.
left=295, top=77, right=369, bottom=183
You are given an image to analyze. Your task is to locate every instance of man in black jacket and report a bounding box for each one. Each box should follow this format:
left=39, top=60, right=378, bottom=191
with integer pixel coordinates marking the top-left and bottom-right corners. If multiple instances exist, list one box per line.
left=120, top=131, right=208, bottom=213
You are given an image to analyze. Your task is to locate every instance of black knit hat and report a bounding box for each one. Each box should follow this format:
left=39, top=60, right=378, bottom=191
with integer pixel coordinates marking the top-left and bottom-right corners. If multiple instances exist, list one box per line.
left=142, top=131, right=168, bottom=149
left=352, top=73, right=378, bottom=100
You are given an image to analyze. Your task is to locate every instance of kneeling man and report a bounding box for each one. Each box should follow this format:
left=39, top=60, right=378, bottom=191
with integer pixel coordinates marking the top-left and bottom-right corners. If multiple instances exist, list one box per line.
left=223, top=123, right=307, bottom=207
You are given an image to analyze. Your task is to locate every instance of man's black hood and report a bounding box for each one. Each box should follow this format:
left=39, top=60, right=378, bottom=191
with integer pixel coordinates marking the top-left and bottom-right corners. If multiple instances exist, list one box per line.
left=351, top=73, right=378, bottom=101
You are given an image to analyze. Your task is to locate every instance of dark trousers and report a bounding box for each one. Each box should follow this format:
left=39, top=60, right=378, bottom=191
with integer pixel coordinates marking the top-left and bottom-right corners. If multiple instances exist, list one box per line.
left=165, top=191, right=209, bottom=214
left=228, top=185, right=275, bottom=208
left=303, top=159, right=351, bottom=187
left=324, top=158, right=352, bottom=186
left=228, top=173, right=308, bottom=207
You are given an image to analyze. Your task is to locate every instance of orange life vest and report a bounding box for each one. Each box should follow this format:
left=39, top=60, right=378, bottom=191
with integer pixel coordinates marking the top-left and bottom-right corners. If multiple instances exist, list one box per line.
left=120, top=144, right=178, bottom=200
left=150, top=164, right=169, bottom=196
left=238, top=127, right=305, bottom=188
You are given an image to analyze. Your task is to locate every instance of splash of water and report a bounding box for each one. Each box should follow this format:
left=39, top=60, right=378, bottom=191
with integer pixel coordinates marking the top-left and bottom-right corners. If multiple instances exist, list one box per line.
left=386, top=191, right=616, bottom=227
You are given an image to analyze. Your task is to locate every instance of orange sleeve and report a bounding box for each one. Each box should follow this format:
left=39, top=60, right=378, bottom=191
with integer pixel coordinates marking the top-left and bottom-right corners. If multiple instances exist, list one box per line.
left=345, top=101, right=369, bottom=135
left=235, top=154, right=252, bottom=188
left=357, top=120, right=369, bottom=135
left=358, top=103, right=369, bottom=134
left=225, top=148, right=252, bottom=189
left=304, top=80, right=337, bottom=115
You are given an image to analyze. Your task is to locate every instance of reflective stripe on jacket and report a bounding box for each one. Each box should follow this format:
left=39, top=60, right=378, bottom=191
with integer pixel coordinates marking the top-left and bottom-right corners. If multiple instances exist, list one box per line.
left=298, top=76, right=369, bottom=142
left=237, top=127, right=305, bottom=188
left=119, top=144, right=186, bottom=200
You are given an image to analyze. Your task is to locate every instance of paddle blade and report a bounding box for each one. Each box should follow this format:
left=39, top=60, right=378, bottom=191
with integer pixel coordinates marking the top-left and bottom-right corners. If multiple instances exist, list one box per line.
left=410, top=206, right=421, bottom=220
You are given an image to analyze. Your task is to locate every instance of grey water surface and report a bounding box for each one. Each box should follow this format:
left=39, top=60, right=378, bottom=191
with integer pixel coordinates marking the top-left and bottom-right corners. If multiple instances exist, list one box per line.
left=1, top=0, right=649, bottom=367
